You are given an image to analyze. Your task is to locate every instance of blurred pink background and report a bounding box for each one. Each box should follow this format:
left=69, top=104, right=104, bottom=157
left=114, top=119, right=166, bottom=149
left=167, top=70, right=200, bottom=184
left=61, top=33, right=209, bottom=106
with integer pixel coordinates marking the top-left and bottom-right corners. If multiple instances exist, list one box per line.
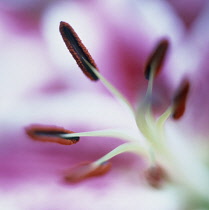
left=1, top=0, right=209, bottom=209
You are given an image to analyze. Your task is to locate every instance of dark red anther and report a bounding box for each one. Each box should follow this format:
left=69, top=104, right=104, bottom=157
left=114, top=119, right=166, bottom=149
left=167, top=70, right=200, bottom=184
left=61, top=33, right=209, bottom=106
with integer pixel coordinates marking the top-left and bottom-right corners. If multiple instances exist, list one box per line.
left=172, top=79, right=190, bottom=120
left=145, top=165, right=166, bottom=188
left=59, top=21, right=99, bottom=81
left=64, top=161, right=112, bottom=183
left=25, top=124, right=79, bottom=145
left=144, top=39, right=169, bottom=80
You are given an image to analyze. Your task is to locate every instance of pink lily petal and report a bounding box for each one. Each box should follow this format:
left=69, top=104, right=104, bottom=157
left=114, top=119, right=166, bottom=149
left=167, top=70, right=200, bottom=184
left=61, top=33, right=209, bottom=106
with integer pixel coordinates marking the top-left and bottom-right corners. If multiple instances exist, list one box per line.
left=1, top=0, right=209, bottom=209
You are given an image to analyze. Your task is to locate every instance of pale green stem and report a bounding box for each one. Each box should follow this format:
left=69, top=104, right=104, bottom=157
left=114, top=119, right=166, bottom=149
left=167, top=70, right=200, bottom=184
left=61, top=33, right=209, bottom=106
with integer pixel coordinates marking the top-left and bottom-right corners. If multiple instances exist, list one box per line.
left=83, top=59, right=135, bottom=117
left=157, top=107, right=172, bottom=130
left=145, top=69, right=155, bottom=99
left=93, top=143, right=148, bottom=165
left=144, top=69, right=156, bottom=126
left=136, top=69, right=156, bottom=138
left=149, top=147, right=157, bottom=167
left=60, top=129, right=140, bottom=142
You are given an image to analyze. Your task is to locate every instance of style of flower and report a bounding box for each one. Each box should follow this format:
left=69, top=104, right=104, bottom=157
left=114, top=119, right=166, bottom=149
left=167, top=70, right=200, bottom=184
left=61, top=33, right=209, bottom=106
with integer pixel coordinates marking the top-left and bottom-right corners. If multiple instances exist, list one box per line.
left=25, top=20, right=209, bottom=209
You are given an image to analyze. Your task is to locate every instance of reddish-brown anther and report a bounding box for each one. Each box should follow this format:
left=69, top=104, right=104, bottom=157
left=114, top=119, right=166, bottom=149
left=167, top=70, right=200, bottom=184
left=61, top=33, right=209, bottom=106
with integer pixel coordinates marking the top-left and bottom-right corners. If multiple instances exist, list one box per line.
left=172, top=79, right=190, bottom=120
left=59, top=21, right=99, bottom=81
left=25, top=124, right=79, bottom=145
left=64, top=161, right=112, bottom=183
left=145, top=165, right=166, bottom=188
left=144, top=39, right=169, bottom=80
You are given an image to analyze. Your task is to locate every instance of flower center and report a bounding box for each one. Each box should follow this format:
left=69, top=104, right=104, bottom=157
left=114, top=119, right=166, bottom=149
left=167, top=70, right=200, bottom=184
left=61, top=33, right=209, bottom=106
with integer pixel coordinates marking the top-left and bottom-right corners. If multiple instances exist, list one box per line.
left=26, top=21, right=191, bottom=188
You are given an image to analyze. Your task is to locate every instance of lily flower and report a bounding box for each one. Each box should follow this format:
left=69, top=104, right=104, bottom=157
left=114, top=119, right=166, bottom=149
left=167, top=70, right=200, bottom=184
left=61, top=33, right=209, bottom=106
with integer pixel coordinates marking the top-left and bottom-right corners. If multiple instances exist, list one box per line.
left=2, top=1, right=209, bottom=210
left=25, top=17, right=209, bottom=209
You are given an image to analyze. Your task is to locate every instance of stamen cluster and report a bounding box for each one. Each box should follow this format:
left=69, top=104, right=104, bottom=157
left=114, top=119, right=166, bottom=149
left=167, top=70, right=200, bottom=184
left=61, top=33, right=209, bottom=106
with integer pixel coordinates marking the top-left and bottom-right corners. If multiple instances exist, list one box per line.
left=25, top=21, right=190, bottom=186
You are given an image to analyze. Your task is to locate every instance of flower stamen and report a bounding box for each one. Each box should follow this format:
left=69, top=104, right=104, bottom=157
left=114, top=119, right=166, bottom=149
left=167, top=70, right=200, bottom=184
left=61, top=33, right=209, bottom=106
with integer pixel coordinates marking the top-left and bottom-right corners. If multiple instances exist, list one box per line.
left=25, top=124, right=79, bottom=145
left=94, top=143, right=148, bottom=165
left=172, top=79, right=190, bottom=119
left=60, top=21, right=135, bottom=117
left=59, top=21, right=99, bottom=81
left=64, top=143, right=148, bottom=183
left=144, top=39, right=169, bottom=80
left=145, top=164, right=167, bottom=188
left=136, top=40, right=170, bottom=140
left=60, top=129, right=141, bottom=142
left=82, top=59, right=135, bottom=116
left=64, top=161, right=112, bottom=183
left=156, top=107, right=172, bottom=130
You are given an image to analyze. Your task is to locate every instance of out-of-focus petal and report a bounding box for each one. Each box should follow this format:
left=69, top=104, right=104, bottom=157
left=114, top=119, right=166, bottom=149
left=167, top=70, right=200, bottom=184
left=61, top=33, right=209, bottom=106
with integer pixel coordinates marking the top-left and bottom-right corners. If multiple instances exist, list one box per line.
left=167, top=0, right=207, bottom=28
